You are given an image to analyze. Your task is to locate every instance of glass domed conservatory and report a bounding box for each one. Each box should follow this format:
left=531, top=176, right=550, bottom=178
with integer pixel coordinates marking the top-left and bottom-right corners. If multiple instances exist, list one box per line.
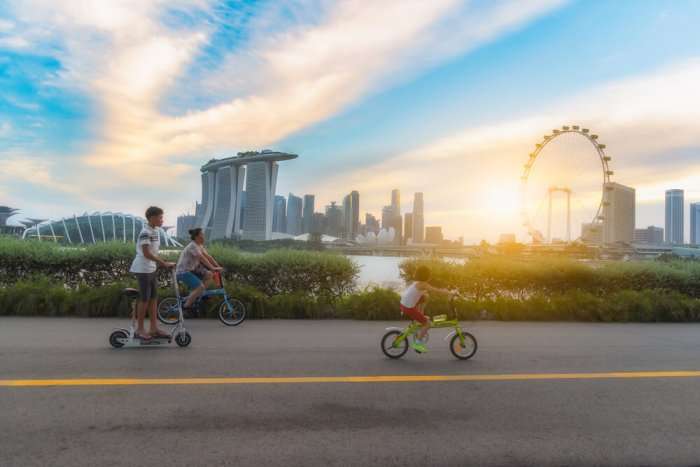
left=22, top=212, right=181, bottom=246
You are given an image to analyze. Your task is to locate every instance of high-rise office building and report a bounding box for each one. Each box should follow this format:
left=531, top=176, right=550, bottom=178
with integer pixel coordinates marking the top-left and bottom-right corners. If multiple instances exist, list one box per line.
left=272, top=195, right=287, bottom=233
left=286, top=193, right=303, bottom=236
left=343, top=193, right=352, bottom=239
left=391, top=189, right=400, bottom=214
left=425, top=226, right=443, bottom=244
left=633, top=226, right=664, bottom=244
left=302, top=194, right=315, bottom=234
left=665, top=189, right=684, bottom=244
left=365, top=213, right=379, bottom=234
left=176, top=214, right=196, bottom=238
left=340, top=191, right=360, bottom=240
left=350, top=190, right=360, bottom=239
left=602, top=182, right=635, bottom=244
left=196, top=151, right=297, bottom=240
left=412, top=192, right=424, bottom=243
left=404, top=213, right=413, bottom=245
left=325, top=202, right=343, bottom=237
left=691, top=202, right=700, bottom=245
left=312, top=212, right=325, bottom=234
left=381, top=205, right=393, bottom=230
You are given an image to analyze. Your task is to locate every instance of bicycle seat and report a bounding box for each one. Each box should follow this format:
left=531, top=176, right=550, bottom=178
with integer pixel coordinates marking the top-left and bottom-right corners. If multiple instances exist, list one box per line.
left=122, top=288, right=140, bottom=300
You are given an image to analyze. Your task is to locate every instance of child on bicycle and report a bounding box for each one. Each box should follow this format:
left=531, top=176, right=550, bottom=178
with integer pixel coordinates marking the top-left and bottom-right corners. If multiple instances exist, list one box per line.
left=400, top=265, right=454, bottom=353
left=176, top=227, right=223, bottom=313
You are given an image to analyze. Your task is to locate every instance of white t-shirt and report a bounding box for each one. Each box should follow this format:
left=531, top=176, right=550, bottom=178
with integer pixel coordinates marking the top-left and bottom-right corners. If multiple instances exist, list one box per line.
left=129, top=224, right=161, bottom=273
left=400, top=282, right=423, bottom=308
left=176, top=241, right=203, bottom=274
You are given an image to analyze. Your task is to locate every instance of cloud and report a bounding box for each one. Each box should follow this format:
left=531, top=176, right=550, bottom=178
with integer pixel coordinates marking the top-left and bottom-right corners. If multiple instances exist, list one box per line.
left=2, top=0, right=565, bottom=194
left=311, top=59, right=700, bottom=242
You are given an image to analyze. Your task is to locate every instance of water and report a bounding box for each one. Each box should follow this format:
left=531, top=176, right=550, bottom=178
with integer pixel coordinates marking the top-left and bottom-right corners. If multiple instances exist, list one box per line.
left=350, top=255, right=405, bottom=289
left=349, top=255, right=466, bottom=289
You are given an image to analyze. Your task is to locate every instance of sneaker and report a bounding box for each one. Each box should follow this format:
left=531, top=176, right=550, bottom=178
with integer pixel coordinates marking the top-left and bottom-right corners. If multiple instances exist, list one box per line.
left=411, top=340, right=427, bottom=353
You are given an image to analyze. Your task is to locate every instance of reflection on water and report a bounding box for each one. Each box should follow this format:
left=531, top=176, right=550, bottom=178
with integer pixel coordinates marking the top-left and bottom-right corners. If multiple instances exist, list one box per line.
left=349, top=255, right=465, bottom=289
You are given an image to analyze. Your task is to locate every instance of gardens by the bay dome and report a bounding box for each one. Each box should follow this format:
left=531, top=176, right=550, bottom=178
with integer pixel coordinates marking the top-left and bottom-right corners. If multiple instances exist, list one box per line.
left=21, top=212, right=180, bottom=246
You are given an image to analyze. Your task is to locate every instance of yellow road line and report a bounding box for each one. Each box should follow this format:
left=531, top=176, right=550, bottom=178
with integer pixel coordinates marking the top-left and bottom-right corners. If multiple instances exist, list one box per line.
left=2, top=371, right=700, bottom=387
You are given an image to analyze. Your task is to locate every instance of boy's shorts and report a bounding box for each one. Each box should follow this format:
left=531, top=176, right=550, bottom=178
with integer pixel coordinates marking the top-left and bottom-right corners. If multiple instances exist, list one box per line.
left=400, top=296, right=428, bottom=324
left=177, top=271, right=203, bottom=290
left=134, top=272, right=158, bottom=301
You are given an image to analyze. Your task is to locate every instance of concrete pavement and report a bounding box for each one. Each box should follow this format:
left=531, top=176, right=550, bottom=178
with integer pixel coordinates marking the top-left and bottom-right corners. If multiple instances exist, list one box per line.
left=2, top=318, right=700, bottom=466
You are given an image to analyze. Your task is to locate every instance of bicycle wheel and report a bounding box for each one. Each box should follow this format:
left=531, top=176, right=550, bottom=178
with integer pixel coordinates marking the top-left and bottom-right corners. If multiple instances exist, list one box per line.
left=449, top=331, right=477, bottom=360
left=381, top=330, right=409, bottom=359
left=218, top=299, right=246, bottom=326
left=157, top=297, right=181, bottom=325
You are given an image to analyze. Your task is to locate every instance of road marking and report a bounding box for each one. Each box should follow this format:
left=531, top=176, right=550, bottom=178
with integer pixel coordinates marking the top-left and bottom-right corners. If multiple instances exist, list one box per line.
left=2, top=371, right=700, bottom=387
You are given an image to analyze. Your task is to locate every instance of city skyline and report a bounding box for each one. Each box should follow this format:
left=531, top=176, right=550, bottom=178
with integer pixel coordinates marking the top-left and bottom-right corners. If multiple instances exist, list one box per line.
left=1, top=1, right=700, bottom=243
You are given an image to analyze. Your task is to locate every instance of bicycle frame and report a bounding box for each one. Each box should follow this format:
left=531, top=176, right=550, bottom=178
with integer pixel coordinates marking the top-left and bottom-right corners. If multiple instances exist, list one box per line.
left=385, top=296, right=470, bottom=347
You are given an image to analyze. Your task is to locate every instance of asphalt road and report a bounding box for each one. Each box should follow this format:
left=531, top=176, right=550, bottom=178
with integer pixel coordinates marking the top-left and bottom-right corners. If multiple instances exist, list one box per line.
left=2, top=318, right=700, bottom=466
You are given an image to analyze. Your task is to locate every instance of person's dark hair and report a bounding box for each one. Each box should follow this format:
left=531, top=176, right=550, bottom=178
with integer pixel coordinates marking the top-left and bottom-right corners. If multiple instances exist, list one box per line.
left=415, top=265, right=431, bottom=282
left=145, top=206, right=164, bottom=220
left=189, top=228, right=203, bottom=241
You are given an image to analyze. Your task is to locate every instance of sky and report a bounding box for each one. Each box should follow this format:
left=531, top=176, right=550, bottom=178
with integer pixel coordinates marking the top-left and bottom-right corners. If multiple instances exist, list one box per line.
left=1, top=0, right=699, bottom=243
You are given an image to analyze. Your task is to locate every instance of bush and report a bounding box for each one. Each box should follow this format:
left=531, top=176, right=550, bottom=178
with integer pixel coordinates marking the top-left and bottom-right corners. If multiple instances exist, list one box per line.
left=0, top=238, right=359, bottom=297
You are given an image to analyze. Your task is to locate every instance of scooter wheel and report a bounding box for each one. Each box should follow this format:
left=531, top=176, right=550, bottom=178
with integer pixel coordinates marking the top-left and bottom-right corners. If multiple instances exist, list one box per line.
left=175, top=331, right=192, bottom=348
left=109, top=330, right=128, bottom=348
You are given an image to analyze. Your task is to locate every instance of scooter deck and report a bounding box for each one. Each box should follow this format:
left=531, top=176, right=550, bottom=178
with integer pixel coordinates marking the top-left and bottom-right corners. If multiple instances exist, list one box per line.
left=118, top=336, right=173, bottom=347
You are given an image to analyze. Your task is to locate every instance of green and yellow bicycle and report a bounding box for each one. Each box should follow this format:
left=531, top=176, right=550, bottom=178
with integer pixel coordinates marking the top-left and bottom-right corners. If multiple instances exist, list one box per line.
left=380, top=295, right=477, bottom=360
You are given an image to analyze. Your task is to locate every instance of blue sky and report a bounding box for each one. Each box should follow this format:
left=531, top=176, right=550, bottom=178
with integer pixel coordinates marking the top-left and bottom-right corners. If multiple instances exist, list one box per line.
left=1, top=0, right=699, bottom=242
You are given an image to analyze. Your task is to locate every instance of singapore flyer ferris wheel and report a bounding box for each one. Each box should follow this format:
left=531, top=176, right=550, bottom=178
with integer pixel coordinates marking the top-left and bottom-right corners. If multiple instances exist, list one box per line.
left=520, top=125, right=614, bottom=244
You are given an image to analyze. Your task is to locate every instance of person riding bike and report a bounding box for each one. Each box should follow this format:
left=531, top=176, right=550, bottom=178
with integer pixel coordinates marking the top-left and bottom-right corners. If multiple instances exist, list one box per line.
left=176, top=228, right=223, bottom=314
left=400, top=265, right=454, bottom=353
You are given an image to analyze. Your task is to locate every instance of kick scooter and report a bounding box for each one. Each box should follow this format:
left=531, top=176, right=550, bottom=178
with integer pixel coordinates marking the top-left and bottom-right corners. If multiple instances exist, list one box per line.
left=109, top=269, right=192, bottom=348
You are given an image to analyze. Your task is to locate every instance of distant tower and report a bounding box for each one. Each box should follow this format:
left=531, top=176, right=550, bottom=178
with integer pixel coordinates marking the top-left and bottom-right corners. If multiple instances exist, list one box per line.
left=404, top=213, right=413, bottom=245
left=412, top=193, right=424, bottom=243
left=690, top=202, right=700, bottom=245
left=665, top=189, right=684, bottom=245
left=286, top=193, right=303, bottom=236
left=351, top=190, right=360, bottom=239
left=302, top=195, right=315, bottom=234
left=603, top=182, right=635, bottom=244
left=272, top=195, right=287, bottom=233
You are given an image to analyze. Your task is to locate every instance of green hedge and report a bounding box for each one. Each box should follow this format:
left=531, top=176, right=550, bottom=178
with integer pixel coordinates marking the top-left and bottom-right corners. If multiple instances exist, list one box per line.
left=3, top=277, right=700, bottom=322
left=0, top=238, right=358, bottom=297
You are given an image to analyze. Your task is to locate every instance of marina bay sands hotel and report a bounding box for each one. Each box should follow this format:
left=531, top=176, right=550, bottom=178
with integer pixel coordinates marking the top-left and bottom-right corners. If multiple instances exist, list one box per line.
left=194, top=150, right=298, bottom=241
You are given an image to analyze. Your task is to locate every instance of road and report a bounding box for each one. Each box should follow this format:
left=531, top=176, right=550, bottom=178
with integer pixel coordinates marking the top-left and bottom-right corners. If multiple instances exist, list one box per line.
left=2, top=318, right=700, bottom=466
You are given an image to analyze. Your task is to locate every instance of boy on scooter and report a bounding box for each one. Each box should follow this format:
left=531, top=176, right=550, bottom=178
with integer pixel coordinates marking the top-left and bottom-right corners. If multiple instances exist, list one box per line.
left=129, top=206, right=175, bottom=340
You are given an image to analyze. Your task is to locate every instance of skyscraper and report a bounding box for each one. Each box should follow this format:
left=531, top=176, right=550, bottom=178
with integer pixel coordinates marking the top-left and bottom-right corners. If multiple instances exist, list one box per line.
left=404, top=212, right=413, bottom=245
left=365, top=213, right=379, bottom=233
left=343, top=193, right=352, bottom=239
left=176, top=214, right=196, bottom=238
left=196, top=151, right=297, bottom=240
left=391, top=189, right=400, bottom=214
left=412, top=192, right=424, bottom=243
left=302, top=194, right=315, bottom=234
left=690, top=202, right=700, bottom=245
left=665, top=189, right=684, bottom=244
left=602, top=182, right=635, bottom=244
left=272, top=195, right=287, bottom=233
left=351, top=190, right=360, bottom=239
left=286, top=193, right=303, bottom=236
left=381, top=205, right=393, bottom=230
left=325, top=202, right=343, bottom=237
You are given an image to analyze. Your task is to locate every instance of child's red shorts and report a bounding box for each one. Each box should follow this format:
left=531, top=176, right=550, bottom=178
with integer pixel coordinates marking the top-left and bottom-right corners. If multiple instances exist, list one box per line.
left=400, top=297, right=428, bottom=324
